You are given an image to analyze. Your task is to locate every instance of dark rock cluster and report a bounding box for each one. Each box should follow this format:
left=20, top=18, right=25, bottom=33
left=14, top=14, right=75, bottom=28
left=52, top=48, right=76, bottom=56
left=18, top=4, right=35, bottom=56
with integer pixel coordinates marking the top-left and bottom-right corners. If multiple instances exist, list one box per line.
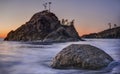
left=51, top=44, right=113, bottom=70
left=4, top=10, right=81, bottom=42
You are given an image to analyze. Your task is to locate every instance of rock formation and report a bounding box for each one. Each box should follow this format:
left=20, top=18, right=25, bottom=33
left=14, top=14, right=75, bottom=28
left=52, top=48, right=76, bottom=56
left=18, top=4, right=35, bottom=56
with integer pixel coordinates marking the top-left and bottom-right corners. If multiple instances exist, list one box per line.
left=51, top=44, right=113, bottom=70
left=4, top=10, right=81, bottom=42
left=82, top=27, right=120, bottom=38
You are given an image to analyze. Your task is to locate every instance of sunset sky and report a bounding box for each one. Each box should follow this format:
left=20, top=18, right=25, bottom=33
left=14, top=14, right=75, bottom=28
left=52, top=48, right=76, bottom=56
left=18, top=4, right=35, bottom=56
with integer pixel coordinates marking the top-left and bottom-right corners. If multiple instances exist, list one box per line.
left=0, top=0, right=120, bottom=38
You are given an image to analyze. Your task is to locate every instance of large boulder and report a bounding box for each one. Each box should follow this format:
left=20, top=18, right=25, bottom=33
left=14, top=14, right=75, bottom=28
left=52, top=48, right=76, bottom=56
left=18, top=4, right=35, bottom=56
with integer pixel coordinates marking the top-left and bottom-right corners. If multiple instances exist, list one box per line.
left=4, top=10, right=81, bottom=42
left=51, top=44, right=113, bottom=70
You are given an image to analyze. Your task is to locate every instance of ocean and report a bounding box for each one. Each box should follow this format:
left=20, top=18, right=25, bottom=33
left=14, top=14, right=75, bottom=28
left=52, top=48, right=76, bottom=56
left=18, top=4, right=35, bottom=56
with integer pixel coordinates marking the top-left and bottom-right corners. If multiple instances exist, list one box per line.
left=0, top=39, right=120, bottom=74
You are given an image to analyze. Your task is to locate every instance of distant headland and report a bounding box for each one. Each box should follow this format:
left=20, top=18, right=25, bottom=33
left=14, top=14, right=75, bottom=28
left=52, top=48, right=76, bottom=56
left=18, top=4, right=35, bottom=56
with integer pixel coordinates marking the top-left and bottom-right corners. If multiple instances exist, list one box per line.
left=82, top=26, right=120, bottom=38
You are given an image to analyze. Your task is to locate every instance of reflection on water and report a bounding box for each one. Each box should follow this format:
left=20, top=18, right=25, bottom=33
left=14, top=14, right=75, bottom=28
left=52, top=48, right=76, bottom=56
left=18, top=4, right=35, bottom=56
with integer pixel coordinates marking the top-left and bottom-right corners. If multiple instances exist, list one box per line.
left=0, top=39, right=120, bottom=74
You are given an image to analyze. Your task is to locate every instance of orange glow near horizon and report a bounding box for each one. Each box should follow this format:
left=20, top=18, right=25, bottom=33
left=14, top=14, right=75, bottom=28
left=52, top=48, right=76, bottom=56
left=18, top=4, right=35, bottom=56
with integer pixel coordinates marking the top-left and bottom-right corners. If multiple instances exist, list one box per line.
left=0, top=23, right=25, bottom=38
left=0, top=24, right=101, bottom=38
left=0, top=31, right=9, bottom=38
left=0, top=25, right=88, bottom=38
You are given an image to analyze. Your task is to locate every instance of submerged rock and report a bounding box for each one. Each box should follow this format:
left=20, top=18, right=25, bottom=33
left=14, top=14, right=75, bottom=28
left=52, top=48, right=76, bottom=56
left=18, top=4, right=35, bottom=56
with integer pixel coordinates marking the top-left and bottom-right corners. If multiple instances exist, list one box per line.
left=51, top=44, right=113, bottom=70
left=4, top=10, right=81, bottom=42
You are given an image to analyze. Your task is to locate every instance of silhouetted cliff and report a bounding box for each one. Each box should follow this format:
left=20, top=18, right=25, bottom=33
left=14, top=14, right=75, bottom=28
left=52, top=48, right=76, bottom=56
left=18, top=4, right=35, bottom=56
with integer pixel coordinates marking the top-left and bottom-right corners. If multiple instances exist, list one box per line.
left=82, top=27, right=120, bottom=38
left=4, top=10, right=81, bottom=42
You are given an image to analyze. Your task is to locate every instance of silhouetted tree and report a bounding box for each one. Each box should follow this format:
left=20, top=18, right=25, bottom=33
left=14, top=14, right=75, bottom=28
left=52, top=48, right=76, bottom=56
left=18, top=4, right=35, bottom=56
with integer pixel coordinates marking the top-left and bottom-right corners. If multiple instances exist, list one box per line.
left=65, top=19, right=68, bottom=25
left=114, top=24, right=117, bottom=28
left=108, top=23, right=111, bottom=29
left=43, top=3, right=47, bottom=10
left=48, top=2, right=52, bottom=12
left=70, top=19, right=75, bottom=25
left=61, top=19, right=65, bottom=25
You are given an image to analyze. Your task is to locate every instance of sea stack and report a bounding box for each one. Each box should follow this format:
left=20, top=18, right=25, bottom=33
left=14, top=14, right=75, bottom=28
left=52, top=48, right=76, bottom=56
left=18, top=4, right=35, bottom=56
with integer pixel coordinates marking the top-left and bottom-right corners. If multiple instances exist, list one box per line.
left=4, top=10, right=81, bottom=42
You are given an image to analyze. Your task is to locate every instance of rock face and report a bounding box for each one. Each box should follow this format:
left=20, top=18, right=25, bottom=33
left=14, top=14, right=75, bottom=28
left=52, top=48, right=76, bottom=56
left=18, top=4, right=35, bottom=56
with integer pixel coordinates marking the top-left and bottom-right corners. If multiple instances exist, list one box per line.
left=4, top=10, right=81, bottom=42
left=82, top=27, right=120, bottom=38
left=51, top=44, right=113, bottom=70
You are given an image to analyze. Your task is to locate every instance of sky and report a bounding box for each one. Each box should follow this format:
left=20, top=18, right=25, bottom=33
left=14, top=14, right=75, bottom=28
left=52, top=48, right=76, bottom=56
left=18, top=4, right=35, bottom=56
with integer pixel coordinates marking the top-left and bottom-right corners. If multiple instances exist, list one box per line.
left=0, top=0, right=120, bottom=38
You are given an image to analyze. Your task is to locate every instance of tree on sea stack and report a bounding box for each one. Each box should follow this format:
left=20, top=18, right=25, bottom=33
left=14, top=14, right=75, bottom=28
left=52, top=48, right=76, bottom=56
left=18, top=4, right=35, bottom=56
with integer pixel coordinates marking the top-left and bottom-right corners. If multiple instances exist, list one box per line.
left=43, top=3, right=47, bottom=10
left=48, top=2, right=52, bottom=12
left=43, top=2, right=52, bottom=12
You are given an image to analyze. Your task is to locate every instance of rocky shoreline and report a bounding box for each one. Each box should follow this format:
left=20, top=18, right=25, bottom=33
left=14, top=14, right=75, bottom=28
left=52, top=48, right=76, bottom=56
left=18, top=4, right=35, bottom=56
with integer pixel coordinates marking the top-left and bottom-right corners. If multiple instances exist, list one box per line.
left=82, top=27, right=120, bottom=38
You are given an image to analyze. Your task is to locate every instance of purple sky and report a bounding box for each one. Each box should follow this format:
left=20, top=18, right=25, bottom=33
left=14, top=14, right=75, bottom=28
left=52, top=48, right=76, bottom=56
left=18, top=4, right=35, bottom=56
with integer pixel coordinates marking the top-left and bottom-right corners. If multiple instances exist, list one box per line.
left=0, top=0, right=120, bottom=37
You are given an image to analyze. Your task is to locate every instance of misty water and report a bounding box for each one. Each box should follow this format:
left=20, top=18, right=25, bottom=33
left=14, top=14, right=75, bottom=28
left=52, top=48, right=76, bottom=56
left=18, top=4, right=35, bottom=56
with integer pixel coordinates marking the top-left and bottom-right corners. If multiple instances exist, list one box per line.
left=0, top=39, right=120, bottom=74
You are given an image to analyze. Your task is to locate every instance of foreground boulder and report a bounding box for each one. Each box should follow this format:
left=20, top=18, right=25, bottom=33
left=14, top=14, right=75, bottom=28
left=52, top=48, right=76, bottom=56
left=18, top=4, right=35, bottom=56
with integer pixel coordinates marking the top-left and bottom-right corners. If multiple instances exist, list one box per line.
left=51, top=44, right=113, bottom=70
left=4, top=10, right=81, bottom=42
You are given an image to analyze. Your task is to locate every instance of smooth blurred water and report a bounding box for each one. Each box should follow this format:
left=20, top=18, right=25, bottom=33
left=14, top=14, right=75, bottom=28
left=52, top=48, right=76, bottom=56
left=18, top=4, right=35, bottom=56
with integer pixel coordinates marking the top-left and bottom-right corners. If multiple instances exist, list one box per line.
left=0, top=39, right=120, bottom=74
